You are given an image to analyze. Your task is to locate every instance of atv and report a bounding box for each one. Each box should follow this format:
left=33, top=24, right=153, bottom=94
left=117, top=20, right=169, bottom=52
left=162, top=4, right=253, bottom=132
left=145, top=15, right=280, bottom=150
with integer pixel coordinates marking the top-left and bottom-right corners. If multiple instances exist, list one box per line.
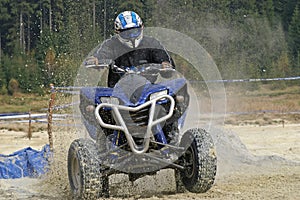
left=67, top=60, right=217, bottom=199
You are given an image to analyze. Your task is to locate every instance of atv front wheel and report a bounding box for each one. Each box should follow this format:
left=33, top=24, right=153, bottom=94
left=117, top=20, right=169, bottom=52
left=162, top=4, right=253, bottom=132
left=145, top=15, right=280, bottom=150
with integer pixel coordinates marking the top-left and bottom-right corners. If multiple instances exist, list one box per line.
left=176, top=128, right=217, bottom=193
left=68, top=138, right=109, bottom=199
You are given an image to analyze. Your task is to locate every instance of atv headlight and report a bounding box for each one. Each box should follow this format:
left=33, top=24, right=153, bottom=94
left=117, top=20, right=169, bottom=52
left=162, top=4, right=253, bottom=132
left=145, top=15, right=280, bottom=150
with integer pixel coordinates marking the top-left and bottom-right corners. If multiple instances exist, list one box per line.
left=150, top=90, right=168, bottom=100
left=100, top=97, right=119, bottom=105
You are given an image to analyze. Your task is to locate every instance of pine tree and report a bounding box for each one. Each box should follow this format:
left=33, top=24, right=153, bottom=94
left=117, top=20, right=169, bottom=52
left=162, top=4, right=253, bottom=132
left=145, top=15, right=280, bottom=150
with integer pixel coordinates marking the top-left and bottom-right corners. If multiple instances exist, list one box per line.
left=288, top=4, right=300, bottom=71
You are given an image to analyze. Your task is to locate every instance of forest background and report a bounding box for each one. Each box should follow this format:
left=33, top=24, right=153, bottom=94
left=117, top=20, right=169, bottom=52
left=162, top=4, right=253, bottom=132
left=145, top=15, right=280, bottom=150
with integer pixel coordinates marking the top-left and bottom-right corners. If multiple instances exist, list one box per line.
left=0, top=0, right=299, bottom=95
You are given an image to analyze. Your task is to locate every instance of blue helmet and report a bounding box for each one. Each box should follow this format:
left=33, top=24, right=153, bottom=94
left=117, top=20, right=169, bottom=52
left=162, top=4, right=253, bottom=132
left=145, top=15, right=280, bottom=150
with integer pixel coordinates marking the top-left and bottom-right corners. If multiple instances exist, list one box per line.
left=114, top=11, right=144, bottom=48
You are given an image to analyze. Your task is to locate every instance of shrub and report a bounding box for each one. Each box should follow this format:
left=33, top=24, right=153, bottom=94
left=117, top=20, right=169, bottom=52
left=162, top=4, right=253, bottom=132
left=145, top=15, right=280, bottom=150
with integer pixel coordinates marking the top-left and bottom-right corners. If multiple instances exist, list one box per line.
left=8, top=78, right=19, bottom=95
left=0, top=85, right=8, bottom=95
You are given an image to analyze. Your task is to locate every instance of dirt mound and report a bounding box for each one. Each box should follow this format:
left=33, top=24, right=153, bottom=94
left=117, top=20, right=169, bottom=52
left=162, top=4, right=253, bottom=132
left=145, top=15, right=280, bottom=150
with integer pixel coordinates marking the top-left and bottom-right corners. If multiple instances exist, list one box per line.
left=208, top=127, right=299, bottom=177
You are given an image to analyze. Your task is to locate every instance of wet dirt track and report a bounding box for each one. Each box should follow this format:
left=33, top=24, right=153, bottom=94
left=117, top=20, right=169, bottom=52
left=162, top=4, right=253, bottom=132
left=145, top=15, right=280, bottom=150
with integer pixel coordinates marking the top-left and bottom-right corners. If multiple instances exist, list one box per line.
left=0, top=123, right=299, bottom=200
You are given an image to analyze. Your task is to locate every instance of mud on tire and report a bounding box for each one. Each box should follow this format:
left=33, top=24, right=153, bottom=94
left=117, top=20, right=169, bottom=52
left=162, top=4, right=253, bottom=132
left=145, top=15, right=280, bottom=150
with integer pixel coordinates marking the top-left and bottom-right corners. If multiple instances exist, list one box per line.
left=68, top=138, right=109, bottom=199
left=176, top=128, right=217, bottom=193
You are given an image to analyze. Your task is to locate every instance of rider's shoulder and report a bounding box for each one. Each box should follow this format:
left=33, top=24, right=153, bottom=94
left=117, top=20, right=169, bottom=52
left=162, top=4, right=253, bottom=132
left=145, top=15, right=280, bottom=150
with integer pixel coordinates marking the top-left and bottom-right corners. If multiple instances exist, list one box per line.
left=96, top=36, right=121, bottom=52
left=142, top=35, right=160, bottom=43
left=140, top=36, right=163, bottom=47
left=102, top=36, right=120, bottom=46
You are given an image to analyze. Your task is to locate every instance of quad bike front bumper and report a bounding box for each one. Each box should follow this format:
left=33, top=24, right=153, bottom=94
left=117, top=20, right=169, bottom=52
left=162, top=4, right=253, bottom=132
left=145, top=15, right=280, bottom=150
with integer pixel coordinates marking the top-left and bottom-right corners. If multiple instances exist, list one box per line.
left=94, top=94, right=175, bottom=154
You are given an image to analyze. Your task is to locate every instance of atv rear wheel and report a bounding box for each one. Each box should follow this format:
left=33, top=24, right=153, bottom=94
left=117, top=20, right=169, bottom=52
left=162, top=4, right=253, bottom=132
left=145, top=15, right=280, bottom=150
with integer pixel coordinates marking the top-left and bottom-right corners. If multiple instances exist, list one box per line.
left=176, top=128, right=217, bottom=193
left=68, top=138, right=109, bottom=199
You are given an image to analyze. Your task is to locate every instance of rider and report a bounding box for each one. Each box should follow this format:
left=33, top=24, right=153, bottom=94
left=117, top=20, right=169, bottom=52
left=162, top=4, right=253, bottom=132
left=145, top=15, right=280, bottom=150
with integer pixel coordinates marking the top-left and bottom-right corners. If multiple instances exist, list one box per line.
left=87, top=11, right=175, bottom=87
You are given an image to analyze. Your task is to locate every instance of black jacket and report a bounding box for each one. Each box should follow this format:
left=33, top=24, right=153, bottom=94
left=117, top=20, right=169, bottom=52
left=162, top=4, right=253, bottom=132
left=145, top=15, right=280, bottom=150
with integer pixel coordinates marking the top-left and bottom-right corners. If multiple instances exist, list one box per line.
left=94, top=35, right=174, bottom=87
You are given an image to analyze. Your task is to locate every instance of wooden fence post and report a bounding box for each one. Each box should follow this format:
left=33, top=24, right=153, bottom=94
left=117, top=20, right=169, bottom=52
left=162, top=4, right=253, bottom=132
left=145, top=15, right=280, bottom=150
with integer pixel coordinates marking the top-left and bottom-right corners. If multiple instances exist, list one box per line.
left=48, top=83, right=56, bottom=151
left=28, top=111, right=32, bottom=140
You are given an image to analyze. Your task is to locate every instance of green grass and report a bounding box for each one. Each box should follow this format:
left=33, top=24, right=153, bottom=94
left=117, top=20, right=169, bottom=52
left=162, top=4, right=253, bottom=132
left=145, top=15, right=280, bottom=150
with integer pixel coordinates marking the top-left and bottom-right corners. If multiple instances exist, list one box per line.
left=0, top=93, right=50, bottom=113
left=241, top=84, right=300, bottom=97
left=0, top=92, right=74, bottom=114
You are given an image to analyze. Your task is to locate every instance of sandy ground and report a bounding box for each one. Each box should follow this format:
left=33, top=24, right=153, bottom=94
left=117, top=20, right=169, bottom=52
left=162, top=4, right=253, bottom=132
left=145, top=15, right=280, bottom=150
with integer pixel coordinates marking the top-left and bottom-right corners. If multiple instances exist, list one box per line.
left=0, top=121, right=299, bottom=200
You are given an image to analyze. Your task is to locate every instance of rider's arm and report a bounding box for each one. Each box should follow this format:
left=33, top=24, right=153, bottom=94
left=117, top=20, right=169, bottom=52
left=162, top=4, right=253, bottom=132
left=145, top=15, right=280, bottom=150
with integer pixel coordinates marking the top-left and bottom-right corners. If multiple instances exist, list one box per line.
left=93, top=39, right=115, bottom=61
left=150, top=40, right=175, bottom=69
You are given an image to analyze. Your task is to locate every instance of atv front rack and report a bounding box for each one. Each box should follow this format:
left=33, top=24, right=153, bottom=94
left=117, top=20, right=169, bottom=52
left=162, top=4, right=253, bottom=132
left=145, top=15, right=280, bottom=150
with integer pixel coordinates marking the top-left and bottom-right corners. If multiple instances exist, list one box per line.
left=94, top=95, right=175, bottom=154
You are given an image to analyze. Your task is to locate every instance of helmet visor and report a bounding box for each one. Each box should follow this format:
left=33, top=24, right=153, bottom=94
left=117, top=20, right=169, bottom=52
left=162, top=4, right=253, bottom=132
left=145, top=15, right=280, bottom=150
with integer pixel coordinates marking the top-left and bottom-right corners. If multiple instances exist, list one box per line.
left=119, top=27, right=142, bottom=40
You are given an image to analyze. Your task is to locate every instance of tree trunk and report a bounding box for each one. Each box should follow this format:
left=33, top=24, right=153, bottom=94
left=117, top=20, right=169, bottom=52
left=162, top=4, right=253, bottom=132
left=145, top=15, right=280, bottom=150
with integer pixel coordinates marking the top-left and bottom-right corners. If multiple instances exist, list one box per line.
left=104, top=0, right=106, bottom=39
left=20, top=11, right=22, bottom=49
left=93, top=0, right=96, bottom=37
left=20, top=10, right=25, bottom=53
left=27, top=15, right=30, bottom=53
left=40, top=1, right=43, bottom=37
left=0, top=34, right=2, bottom=65
left=49, top=0, right=52, bottom=32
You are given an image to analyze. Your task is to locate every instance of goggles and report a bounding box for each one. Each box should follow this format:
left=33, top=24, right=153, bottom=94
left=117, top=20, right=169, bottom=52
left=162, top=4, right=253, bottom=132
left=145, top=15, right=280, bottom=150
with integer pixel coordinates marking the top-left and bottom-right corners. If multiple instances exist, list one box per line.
left=119, top=27, right=142, bottom=39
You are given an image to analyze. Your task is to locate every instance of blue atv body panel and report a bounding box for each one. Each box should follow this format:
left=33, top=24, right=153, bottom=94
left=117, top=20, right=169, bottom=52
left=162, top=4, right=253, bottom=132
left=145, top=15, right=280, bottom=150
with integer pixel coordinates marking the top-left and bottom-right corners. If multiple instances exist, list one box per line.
left=80, top=78, right=186, bottom=106
left=79, top=77, right=188, bottom=142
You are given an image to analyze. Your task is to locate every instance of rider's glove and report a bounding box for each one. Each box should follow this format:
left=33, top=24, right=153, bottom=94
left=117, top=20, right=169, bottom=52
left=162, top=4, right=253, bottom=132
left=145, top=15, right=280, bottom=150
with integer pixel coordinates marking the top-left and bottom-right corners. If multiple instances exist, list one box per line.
left=162, top=61, right=173, bottom=69
left=161, top=61, right=173, bottom=78
left=84, top=56, right=99, bottom=66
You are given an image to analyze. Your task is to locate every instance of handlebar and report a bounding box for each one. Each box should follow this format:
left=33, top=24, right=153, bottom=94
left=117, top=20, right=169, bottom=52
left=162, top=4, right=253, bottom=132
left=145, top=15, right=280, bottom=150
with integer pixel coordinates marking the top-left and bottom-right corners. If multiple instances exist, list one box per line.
left=113, top=63, right=175, bottom=75
left=84, top=58, right=175, bottom=76
left=84, top=58, right=114, bottom=70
